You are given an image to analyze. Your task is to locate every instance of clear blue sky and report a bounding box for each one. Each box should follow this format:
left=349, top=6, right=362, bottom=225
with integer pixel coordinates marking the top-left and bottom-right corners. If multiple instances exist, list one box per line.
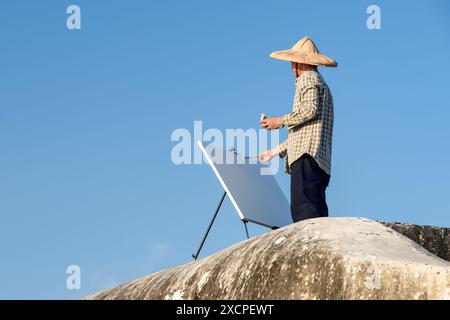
left=1, top=0, right=449, bottom=299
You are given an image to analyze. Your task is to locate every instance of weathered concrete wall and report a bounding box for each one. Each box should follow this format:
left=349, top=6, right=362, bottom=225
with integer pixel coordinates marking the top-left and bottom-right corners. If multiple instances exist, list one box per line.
left=86, top=217, right=450, bottom=300
left=379, top=221, right=450, bottom=262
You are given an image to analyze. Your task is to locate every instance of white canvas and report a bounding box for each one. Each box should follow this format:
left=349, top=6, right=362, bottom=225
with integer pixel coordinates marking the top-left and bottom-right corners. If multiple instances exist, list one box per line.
left=198, top=141, right=292, bottom=229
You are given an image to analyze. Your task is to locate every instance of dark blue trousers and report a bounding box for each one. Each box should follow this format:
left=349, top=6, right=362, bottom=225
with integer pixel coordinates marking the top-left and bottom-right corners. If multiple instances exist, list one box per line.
left=290, top=153, right=331, bottom=222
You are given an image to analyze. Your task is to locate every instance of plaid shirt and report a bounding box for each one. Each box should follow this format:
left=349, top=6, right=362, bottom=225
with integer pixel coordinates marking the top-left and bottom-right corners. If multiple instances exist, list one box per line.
left=276, top=71, right=334, bottom=176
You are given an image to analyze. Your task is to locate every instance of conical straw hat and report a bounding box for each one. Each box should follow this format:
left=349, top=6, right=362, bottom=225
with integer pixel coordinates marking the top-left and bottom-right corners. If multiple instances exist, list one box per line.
left=270, top=36, right=337, bottom=67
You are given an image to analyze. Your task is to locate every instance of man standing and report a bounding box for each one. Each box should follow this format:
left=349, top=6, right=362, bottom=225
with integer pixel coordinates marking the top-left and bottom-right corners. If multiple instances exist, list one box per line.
left=258, top=36, right=337, bottom=223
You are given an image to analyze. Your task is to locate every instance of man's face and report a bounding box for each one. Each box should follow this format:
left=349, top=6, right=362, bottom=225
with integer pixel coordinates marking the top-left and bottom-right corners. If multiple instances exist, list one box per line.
left=291, top=62, right=299, bottom=77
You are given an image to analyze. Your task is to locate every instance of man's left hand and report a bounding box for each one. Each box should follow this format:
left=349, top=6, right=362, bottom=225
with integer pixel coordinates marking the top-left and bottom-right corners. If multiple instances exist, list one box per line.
left=260, top=117, right=283, bottom=130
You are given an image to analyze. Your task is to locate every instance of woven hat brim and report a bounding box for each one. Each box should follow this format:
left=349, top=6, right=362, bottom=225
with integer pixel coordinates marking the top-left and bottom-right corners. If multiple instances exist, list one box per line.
left=270, top=50, right=337, bottom=67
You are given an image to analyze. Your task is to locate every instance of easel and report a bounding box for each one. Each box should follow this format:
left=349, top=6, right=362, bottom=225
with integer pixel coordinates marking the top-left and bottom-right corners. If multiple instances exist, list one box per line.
left=192, top=190, right=250, bottom=260
left=192, top=142, right=286, bottom=260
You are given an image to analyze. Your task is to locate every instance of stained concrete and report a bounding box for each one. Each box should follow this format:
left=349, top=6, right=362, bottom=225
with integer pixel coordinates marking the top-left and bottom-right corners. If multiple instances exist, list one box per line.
left=379, top=221, right=450, bottom=262
left=85, top=217, right=450, bottom=300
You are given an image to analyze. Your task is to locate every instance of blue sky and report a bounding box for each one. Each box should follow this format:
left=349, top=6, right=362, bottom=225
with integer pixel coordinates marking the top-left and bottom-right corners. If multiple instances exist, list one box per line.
left=1, top=0, right=449, bottom=299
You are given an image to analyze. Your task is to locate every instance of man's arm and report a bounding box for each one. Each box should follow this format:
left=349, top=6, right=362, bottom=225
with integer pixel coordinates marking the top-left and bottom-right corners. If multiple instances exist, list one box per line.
left=281, top=83, right=320, bottom=127
left=276, top=139, right=288, bottom=158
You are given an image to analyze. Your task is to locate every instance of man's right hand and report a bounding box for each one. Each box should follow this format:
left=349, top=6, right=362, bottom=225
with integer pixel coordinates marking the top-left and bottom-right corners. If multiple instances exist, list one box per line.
left=258, top=149, right=278, bottom=163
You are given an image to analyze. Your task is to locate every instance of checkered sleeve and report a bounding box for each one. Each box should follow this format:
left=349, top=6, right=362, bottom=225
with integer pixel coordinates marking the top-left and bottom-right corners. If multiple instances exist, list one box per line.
left=281, top=80, right=320, bottom=127
left=275, top=139, right=288, bottom=158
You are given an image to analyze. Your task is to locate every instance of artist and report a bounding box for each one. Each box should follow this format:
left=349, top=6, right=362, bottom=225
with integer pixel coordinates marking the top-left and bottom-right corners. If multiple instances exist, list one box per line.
left=258, top=36, right=337, bottom=223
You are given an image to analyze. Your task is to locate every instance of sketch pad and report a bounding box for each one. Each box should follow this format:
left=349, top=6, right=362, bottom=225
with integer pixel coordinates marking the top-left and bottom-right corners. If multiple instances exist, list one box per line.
left=198, top=140, right=291, bottom=229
